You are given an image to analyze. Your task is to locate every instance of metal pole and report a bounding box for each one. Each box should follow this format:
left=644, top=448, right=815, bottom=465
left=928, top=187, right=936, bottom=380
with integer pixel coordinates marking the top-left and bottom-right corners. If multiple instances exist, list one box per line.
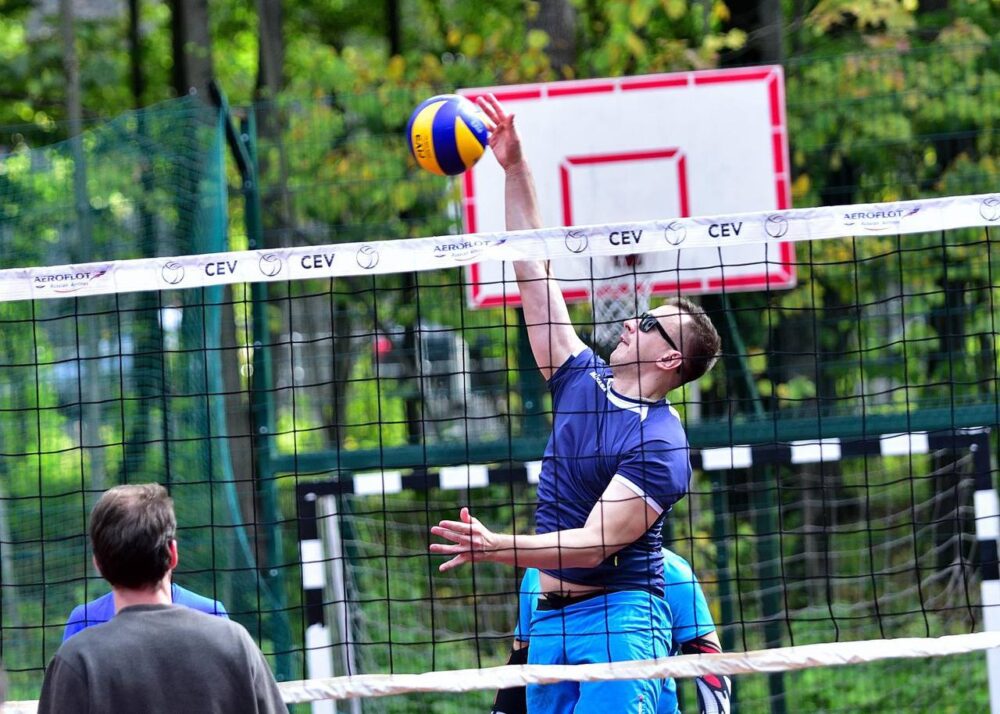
left=710, top=472, right=737, bottom=710
left=240, top=108, right=292, bottom=680
left=320, top=497, right=361, bottom=714
left=971, top=434, right=1000, bottom=713
left=752, top=465, right=787, bottom=714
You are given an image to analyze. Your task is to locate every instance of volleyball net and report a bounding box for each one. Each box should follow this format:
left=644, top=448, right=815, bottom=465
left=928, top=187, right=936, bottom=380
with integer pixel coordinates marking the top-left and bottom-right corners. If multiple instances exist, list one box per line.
left=2, top=182, right=1000, bottom=712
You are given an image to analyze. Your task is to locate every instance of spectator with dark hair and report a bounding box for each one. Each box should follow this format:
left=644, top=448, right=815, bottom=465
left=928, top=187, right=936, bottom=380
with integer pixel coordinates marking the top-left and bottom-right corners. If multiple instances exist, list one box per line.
left=38, top=483, right=287, bottom=714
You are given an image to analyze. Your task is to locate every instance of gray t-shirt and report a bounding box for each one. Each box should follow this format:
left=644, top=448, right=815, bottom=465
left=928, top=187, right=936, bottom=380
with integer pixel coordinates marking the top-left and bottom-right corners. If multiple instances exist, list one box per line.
left=39, top=604, right=288, bottom=714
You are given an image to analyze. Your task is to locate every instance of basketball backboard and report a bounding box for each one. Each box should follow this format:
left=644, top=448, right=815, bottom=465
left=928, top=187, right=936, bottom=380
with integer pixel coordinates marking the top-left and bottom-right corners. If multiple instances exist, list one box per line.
left=459, top=67, right=794, bottom=308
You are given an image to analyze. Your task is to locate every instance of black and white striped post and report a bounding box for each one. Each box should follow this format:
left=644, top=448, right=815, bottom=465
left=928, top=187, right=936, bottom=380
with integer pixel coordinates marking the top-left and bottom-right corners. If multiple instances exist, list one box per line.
left=298, top=490, right=341, bottom=714
left=969, top=431, right=1000, bottom=712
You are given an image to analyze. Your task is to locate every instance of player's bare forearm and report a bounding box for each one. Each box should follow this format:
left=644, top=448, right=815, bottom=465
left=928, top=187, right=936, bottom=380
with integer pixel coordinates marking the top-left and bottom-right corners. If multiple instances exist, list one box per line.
left=505, top=160, right=543, bottom=232
left=430, top=483, right=659, bottom=572
left=433, top=527, right=627, bottom=571
left=513, top=260, right=582, bottom=379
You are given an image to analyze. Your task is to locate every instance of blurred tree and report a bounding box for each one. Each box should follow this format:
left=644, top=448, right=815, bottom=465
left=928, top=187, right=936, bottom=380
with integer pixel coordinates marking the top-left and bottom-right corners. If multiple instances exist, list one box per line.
left=530, top=0, right=577, bottom=76
left=720, top=0, right=784, bottom=64
left=169, top=0, right=214, bottom=97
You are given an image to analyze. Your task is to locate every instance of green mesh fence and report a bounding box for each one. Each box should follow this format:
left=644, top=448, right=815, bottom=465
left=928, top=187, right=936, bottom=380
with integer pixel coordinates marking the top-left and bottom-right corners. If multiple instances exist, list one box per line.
left=0, top=96, right=278, bottom=697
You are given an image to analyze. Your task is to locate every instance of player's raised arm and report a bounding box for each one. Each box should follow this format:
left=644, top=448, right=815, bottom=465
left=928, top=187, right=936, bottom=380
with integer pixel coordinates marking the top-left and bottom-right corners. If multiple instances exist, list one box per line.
left=478, top=94, right=584, bottom=380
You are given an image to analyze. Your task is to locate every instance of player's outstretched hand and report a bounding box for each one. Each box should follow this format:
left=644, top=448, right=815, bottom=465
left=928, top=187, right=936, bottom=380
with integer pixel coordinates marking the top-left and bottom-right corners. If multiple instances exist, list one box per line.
left=430, top=507, right=497, bottom=572
left=477, top=94, right=524, bottom=172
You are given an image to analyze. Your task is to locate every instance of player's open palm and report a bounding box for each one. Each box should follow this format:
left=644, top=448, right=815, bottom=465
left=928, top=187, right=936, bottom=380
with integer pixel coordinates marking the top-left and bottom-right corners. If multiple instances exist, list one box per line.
left=477, top=94, right=523, bottom=170
left=430, top=507, right=496, bottom=572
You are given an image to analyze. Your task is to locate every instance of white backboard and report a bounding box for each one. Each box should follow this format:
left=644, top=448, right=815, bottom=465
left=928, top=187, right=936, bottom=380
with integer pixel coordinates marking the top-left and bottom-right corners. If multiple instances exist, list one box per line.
left=460, top=67, right=795, bottom=308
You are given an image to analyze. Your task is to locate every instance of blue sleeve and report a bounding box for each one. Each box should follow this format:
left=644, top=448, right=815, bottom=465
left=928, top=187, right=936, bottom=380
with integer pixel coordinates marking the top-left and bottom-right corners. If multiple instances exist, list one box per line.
left=62, top=606, right=86, bottom=643
left=173, top=584, right=229, bottom=618
left=547, top=348, right=600, bottom=396
left=513, top=569, right=541, bottom=642
left=615, top=438, right=690, bottom=513
left=663, top=552, right=715, bottom=647
left=63, top=593, right=115, bottom=642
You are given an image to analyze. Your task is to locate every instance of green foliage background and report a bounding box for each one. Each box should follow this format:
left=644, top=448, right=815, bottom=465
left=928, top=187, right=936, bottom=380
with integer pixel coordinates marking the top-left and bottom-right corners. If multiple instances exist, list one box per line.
left=0, top=0, right=998, bottom=711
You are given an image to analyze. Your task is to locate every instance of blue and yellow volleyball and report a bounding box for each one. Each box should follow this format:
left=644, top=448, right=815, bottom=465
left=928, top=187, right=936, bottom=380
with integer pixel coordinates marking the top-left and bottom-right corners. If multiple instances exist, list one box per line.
left=407, top=94, right=489, bottom=176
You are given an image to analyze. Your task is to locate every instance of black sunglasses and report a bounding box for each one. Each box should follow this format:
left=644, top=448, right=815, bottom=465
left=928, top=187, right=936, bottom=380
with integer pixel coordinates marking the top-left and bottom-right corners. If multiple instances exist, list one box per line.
left=638, top=311, right=681, bottom=353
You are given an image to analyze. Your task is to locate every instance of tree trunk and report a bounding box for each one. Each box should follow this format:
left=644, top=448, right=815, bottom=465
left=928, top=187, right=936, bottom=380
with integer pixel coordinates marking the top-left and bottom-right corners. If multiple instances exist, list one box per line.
left=128, top=0, right=145, bottom=107
left=325, top=293, right=357, bottom=449
left=756, top=0, right=784, bottom=64
left=386, top=0, right=401, bottom=56
left=169, top=0, right=214, bottom=97
left=720, top=0, right=784, bottom=66
left=124, top=0, right=164, bottom=484
left=790, top=0, right=808, bottom=56
left=60, top=0, right=106, bottom=490
left=530, top=0, right=577, bottom=76
left=256, top=0, right=284, bottom=98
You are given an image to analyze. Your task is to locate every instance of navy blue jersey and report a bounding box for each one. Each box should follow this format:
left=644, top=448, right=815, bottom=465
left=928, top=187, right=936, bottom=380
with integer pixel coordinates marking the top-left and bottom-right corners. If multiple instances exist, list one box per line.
left=536, top=348, right=692, bottom=593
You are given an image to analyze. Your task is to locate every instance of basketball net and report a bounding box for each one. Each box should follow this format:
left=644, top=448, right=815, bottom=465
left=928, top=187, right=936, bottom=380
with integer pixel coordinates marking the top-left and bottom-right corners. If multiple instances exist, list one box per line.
left=591, top=254, right=654, bottom=355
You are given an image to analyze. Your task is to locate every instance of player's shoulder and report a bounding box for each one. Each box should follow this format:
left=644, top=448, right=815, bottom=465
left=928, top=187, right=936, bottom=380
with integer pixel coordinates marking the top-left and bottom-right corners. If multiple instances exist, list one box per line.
left=159, top=604, right=248, bottom=643
left=67, top=591, right=114, bottom=621
left=56, top=612, right=115, bottom=658
left=550, top=347, right=607, bottom=384
left=625, top=419, right=689, bottom=461
left=661, top=549, right=696, bottom=581
left=173, top=584, right=228, bottom=616
left=635, top=409, right=690, bottom=460
left=176, top=607, right=258, bottom=650
left=649, top=401, right=687, bottom=431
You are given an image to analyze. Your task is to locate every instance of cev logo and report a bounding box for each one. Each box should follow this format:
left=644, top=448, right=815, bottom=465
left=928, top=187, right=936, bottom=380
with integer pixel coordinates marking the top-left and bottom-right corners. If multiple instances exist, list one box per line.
left=356, top=245, right=380, bottom=270
left=258, top=254, right=283, bottom=277
left=161, top=261, right=185, bottom=285
left=764, top=214, right=789, bottom=238
left=663, top=222, right=686, bottom=246
left=980, top=197, right=1000, bottom=222
left=564, top=230, right=588, bottom=254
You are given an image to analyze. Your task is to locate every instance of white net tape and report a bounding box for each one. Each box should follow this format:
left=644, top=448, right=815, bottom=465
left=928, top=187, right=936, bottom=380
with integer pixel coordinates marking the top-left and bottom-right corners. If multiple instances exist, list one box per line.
left=8, top=631, right=998, bottom=710
left=1, top=194, right=995, bottom=304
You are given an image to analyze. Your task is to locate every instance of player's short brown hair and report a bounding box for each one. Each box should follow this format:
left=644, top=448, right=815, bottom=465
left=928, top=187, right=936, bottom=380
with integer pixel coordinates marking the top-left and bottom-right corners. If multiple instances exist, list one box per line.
left=90, top=483, right=176, bottom=589
left=667, top=297, right=722, bottom=384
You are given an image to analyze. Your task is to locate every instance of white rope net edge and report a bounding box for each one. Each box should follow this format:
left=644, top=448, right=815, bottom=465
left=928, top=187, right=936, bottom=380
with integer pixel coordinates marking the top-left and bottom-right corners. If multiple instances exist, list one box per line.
left=17, top=631, right=993, bottom=711
left=273, top=631, right=1000, bottom=703
left=283, top=631, right=1000, bottom=701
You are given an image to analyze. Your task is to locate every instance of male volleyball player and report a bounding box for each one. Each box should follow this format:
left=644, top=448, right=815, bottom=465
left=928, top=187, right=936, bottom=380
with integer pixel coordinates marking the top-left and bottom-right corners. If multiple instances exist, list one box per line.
left=63, top=581, right=228, bottom=641
left=38, top=483, right=287, bottom=714
left=430, top=94, right=722, bottom=713
left=491, top=550, right=732, bottom=714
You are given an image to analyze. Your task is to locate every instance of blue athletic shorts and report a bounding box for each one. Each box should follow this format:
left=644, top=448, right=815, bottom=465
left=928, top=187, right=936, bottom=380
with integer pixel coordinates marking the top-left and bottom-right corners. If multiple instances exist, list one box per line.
left=526, top=590, right=671, bottom=714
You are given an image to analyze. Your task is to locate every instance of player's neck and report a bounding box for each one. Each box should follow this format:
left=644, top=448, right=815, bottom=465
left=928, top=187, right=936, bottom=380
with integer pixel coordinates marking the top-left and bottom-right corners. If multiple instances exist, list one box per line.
left=112, top=575, right=173, bottom=612
left=609, top=366, right=669, bottom=402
